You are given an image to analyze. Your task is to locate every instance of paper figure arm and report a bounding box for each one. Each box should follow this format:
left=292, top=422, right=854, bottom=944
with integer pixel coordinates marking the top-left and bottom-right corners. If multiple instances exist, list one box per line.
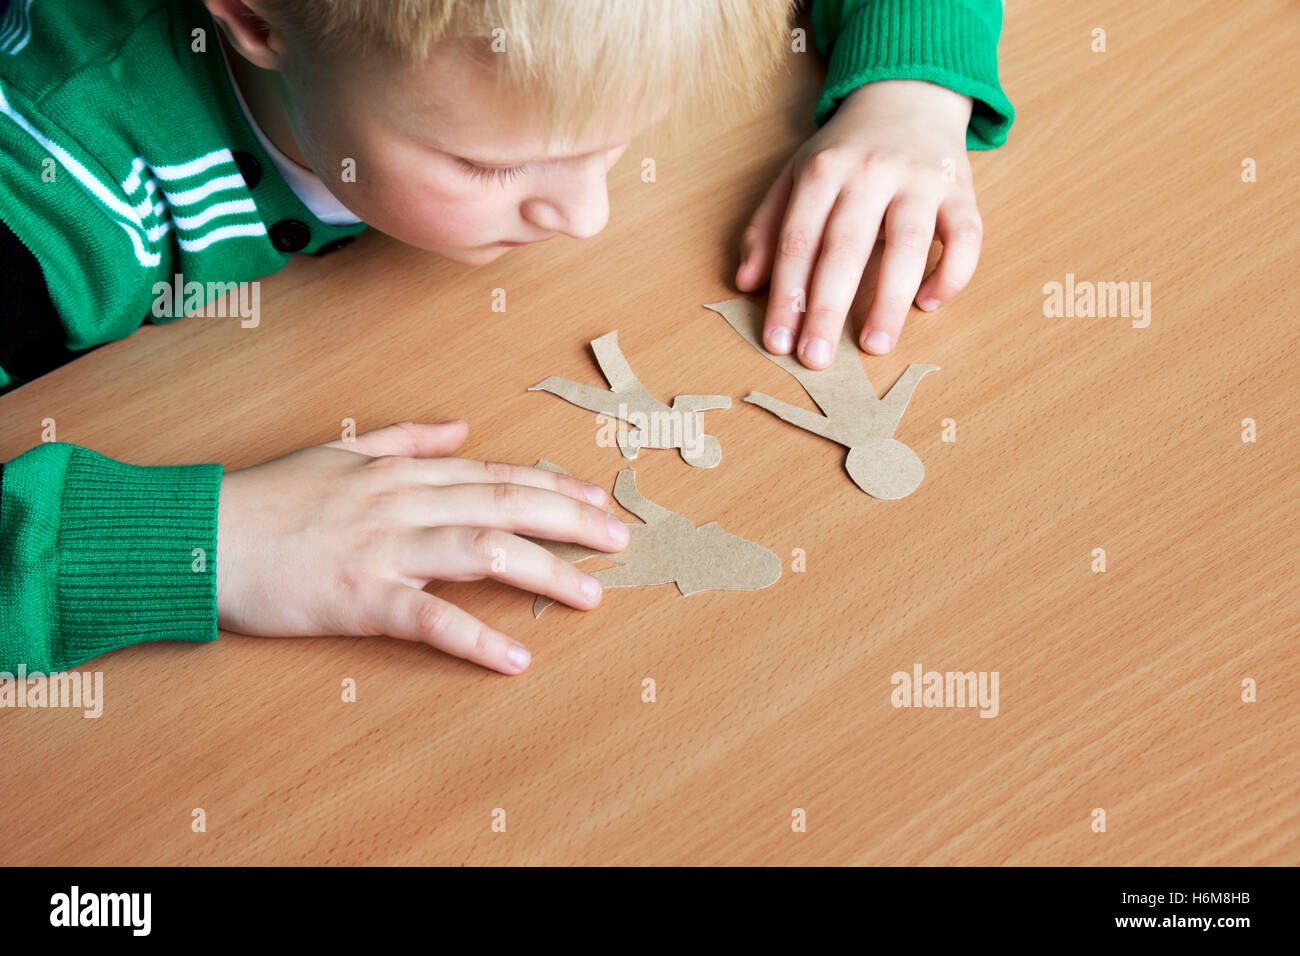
left=876, top=364, right=940, bottom=433
left=743, top=390, right=839, bottom=443
left=528, top=376, right=636, bottom=421
left=672, top=394, right=732, bottom=414
left=589, top=331, right=641, bottom=393
left=611, top=467, right=675, bottom=525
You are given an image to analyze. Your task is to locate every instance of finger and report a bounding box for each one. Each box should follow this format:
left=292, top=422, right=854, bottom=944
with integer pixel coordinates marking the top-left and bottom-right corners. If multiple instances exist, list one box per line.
left=763, top=150, right=853, bottom=356
left=860, top=195, right=939, bottom=355
left=398, top=526, right=603, bottom=611
left=412, top=483, right=629, bottom=552
left=914, top=199, right=983, bottom=311
left=411, top=458, right=609, bottom=508
left=376, top=583, right=531, bottom=675
left=735, top=156, right=794, bottom=292
left=325, top=420, right=469, bottom=458
left=796, top=185, right=892, bottom=369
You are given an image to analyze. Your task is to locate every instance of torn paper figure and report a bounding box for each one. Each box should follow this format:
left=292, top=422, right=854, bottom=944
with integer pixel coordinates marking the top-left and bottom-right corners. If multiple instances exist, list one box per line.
left=528, top=460, right=781, bottom=617
left=529, top=331, right=731, bottom=468
left=705, top=298, right=939, bottom=500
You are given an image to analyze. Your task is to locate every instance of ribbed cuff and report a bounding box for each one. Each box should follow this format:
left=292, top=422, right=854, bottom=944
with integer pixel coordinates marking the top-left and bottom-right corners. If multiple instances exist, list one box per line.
left=0, top=442, right=221, bottom=671
left=813, top=0, right=1015, bottom=149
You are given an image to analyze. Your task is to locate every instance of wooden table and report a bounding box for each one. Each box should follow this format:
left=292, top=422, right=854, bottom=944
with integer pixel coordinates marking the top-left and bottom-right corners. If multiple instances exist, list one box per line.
left=1, top=0, right=1295, bottom=865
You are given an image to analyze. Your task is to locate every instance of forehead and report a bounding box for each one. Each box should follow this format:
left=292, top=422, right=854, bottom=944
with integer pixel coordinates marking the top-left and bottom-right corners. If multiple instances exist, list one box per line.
left=374, top=38, right=664, bottom=166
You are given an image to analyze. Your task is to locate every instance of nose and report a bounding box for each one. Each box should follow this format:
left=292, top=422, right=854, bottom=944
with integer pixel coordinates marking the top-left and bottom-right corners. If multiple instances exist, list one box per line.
left=522, top=149, right=621, bottom=240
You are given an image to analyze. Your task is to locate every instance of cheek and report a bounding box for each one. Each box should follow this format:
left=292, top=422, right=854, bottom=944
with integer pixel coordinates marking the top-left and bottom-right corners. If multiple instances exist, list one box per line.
left=348, top=150, right=514, bottom=251
left=290, top=107, right=511, bottom=251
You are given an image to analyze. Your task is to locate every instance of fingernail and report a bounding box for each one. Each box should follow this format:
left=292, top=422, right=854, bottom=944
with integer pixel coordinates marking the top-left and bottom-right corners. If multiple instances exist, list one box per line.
left=584, top=482, right=606, bottom=506
left=801, top=337, right=831, bottom=367
left=865, top=330, right=892, bottom=354
left=607, top=515, right=629, bottom=543
left=507, top=643, right=531, bottom=672
left=918, top=296, right=940, bottom=311
left=768, top=326, right=794, bottom=353
left=581, top=574, right=602, bottom=601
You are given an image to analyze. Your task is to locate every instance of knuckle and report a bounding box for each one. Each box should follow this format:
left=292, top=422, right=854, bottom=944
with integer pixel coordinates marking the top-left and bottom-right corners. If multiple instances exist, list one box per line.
left=367, top=484, right=402, bottom=508
left=860, top=152, right=901, bottom=177
left=582, top=502, right=608, bottom=536
left=471, top=621, right=493, bottom=660
left=492, top=479, right=527, bottom=517
left=950, top=220, right=983, bottom=244
left=388, top=422, right=424, bottom=456
left=337, top=564, right=368, bottom=605
left=561, top=476, right=590, bottom=502
left=802, top=147, right=846, bottom=179
left=930, top=275, right=963, bottom=298
left=483, top=459, right=514, bottom=483
left=821, top=231, right=865, bottom=262
left=355, top=524, right=396, bottom=565
left=779, top=228, right=814, bottom=259
left=807, top=304, right=846, bottom=328
left=415, top=597, right=450, bottom=639
left=887, top=224, right=932, bottom=250
left=365, top=454, right=405, bottom=472
left=876, top=293, right=914, bottom=316
left=469, top=527, right=501, bottom=562
left=551, top=556, right=573, bottom=592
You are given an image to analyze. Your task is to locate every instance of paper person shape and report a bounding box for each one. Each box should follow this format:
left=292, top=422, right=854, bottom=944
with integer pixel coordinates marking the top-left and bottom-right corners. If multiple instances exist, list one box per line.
left=705, top=298, right=938, bottom=500
left=528, top=460, right=781, bottom=617
left=529, top=330, right=731, bottom=468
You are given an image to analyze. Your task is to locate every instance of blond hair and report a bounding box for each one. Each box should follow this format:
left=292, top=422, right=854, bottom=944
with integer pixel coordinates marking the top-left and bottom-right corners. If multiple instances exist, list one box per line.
left=256, top=0, right=795, bottom=143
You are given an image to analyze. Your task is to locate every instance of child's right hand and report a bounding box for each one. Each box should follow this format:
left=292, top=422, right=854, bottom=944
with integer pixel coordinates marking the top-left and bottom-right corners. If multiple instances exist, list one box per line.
left=214, top=420, right=627, bottom=674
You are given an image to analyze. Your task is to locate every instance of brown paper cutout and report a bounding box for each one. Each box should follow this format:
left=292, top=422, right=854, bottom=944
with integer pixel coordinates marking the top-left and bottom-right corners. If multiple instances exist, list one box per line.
left=528, top=460, right=781, bottom=616
left=529, top=331, right=731, bottom=468
left=704, top=298, right=939, bottom=500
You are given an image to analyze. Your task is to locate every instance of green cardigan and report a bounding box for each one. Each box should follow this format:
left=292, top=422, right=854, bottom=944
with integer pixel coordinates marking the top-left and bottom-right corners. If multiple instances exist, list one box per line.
left=0, top=0, right=1013, bottom=672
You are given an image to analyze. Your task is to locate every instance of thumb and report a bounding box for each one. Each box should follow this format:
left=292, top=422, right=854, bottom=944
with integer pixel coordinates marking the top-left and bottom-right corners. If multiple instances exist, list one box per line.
left=325, top=419, right=469, bottom=458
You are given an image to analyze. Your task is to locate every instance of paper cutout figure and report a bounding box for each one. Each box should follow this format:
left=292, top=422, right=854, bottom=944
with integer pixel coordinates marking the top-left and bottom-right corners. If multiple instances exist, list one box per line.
left=529, top=331, right=731, bottom=468
left=705, top=298, right=939, bottom=500
left=528, top=460, right=781, bottom=617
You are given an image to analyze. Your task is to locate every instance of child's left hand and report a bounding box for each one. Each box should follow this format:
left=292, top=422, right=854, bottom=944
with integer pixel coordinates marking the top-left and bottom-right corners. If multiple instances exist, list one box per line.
left=736, top=79, right=980, bottom=367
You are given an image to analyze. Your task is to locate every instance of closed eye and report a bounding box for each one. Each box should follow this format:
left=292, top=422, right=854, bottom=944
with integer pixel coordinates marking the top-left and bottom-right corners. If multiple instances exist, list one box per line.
left=456, top=157, right=529, bottom=184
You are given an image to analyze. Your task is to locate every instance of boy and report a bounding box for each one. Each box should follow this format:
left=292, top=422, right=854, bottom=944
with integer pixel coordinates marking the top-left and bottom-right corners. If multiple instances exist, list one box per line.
left=0, top=0, right=1012, bottom=675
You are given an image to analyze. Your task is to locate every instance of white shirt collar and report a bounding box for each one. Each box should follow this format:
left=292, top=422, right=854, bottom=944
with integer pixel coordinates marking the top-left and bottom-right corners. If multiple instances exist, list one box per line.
left=215, top=33, right=363, bottom=226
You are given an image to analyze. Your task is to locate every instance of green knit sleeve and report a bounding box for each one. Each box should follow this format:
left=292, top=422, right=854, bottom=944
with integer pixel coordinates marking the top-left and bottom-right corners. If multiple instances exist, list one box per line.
left=0, top=442, right=222, bottom=672
left=810, top=0, right=1015, bottom=149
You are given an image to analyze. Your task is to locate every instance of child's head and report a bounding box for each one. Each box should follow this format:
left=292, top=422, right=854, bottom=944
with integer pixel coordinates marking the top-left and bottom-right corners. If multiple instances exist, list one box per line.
left=204, top=0, right=791, bottom=265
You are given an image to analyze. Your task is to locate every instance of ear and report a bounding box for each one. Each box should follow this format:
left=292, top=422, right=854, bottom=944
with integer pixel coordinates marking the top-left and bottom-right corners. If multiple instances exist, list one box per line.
left=203, top=0, right=288, bottom=71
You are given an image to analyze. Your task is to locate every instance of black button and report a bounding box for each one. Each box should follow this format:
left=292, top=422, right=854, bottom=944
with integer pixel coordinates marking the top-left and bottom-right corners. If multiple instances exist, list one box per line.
left=269, top=219, right=311, bottom=252
left=231, top=150, right=261, bottom=189
left=313, top=236, right=356, bottom=256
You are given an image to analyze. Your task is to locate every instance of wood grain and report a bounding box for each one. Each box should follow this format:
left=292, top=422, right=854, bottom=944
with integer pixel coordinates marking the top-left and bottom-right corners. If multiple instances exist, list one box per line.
left=0, top=0, right=1295, bottom=865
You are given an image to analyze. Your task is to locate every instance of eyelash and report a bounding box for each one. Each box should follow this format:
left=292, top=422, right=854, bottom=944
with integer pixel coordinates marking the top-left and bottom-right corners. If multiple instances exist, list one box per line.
left=457, top=158, right=529, bottom=184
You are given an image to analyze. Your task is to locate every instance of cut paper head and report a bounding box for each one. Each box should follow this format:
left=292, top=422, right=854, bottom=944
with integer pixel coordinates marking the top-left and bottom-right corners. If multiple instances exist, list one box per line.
left=845, top=438, right=926, bottom=501
left=680, top=432, right=722, bottom=469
